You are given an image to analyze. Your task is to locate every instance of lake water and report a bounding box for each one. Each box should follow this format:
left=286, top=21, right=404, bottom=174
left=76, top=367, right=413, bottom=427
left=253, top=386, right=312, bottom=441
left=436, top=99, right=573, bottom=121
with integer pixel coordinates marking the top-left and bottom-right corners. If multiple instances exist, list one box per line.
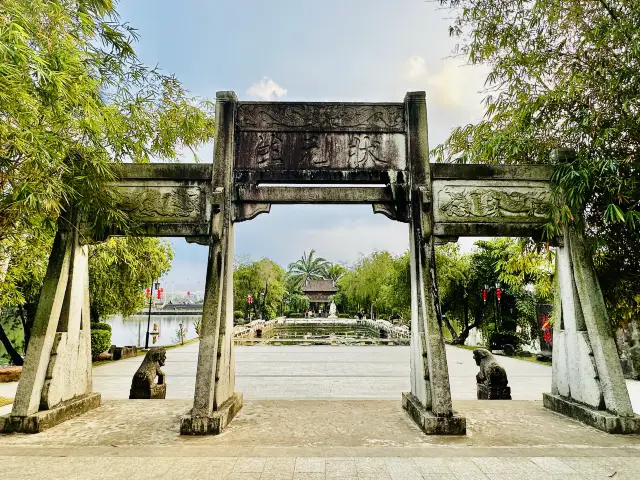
left=104, top=314, right=200, bottom=348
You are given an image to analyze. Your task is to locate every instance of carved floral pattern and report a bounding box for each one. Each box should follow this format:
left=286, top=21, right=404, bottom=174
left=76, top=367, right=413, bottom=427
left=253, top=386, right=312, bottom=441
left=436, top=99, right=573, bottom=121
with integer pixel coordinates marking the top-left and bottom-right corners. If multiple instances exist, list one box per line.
left=438, top=187, right=550, bottom=219
left=237, top=103, right=405, bottom=132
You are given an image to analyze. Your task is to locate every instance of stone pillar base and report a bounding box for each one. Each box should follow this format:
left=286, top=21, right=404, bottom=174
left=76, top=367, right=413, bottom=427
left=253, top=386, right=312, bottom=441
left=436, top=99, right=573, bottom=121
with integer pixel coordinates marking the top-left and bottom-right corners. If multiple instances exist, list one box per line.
left=402, top=392, right=466, bottom=435
left=543, top=392, right=640, bottom=434
left=180, top=392, right=243, bottom=435
left=477, top=384, right=512, bottom=400
left=130, top=383, right=166, bottom=400
left=0, top=393, right=101, bottom=434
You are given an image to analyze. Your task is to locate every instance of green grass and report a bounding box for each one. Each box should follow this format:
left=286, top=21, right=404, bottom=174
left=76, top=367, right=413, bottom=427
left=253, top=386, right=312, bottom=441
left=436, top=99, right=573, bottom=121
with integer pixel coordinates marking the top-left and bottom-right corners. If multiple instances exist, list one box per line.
left=0, top=396, right=13, bottom=407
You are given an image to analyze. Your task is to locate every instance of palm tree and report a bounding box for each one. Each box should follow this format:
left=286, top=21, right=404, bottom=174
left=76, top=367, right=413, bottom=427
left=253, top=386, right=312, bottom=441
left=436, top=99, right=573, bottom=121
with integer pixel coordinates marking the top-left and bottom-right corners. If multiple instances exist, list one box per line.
left=325, top=263, right=346, bottom=283
left=287, top=249, right=329, bottom=286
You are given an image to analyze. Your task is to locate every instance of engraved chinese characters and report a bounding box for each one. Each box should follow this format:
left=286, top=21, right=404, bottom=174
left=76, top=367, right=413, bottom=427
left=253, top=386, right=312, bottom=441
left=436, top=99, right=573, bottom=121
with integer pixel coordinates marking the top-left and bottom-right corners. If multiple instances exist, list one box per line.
left=234, top=103, right=407, bottom=171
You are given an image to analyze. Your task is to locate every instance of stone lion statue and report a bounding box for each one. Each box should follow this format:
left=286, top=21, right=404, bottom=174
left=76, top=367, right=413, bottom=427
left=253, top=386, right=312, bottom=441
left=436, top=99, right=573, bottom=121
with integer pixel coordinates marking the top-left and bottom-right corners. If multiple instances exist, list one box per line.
left=473, top=348, right=508, bottom=387
left=129, top=347, right=167, bottom=399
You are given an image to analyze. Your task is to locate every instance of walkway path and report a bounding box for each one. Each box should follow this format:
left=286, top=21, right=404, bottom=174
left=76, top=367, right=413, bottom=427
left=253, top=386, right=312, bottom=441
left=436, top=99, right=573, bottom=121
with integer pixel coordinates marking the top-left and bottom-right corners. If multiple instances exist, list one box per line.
left=88, top=343, right=640, bottom=411
left=3, top=343, right=640, bottom=479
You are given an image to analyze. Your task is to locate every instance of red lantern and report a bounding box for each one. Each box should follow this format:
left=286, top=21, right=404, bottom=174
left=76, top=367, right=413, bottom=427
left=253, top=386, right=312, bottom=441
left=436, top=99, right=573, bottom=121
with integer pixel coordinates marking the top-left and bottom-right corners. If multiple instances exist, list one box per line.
left=145, top=288, right=150, bottom=296
left=496, top=288, right=502, bottom=302
left=187, top=291, right=190, bottom=296
left=157, top=290, right=161, bottom=299
left=482, top=289, right=487, bottom=303
left=247, top=295, right=253, bottom=304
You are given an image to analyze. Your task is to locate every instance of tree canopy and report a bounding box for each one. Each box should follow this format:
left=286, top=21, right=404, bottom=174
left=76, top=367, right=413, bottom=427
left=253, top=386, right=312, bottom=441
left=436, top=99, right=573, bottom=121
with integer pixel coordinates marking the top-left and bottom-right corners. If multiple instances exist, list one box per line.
left=287, top=250, right=330, bottom=286
left=1, top=0, right=215, bottom=243
left=434, top=0, right=640, bottom=328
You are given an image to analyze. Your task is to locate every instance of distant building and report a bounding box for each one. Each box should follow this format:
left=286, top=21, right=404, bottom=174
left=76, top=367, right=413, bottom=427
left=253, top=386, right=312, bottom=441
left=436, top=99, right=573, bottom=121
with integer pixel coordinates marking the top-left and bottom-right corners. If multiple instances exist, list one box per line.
left=301, top=279, right=338, bottom=316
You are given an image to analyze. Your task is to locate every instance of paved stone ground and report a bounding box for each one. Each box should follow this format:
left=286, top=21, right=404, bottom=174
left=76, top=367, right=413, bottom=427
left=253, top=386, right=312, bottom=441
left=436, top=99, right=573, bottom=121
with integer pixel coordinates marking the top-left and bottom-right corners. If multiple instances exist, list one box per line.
left=2, top=343, right=640, bottom=479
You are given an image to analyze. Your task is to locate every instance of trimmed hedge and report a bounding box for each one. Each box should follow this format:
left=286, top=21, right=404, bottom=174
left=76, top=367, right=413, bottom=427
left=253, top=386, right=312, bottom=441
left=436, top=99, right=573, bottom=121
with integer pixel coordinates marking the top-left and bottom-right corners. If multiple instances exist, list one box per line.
left=91, top=329, right=111, bottom=358
left=91, top=322, right=112, bottom=332
left=287, top=312, right=304, bottom=318
left=337, top=313, right=350, bottom=318
left=234, top=310, right=245, bottom=319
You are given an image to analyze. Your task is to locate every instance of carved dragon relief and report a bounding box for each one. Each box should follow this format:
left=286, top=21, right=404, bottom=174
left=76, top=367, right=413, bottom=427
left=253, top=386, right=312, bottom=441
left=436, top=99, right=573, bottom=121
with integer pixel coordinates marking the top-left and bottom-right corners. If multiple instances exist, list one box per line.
left=237, top=104, right=405, bottom=132
left=437, top=186, right=550, bottom=221
left=118, top=187, right=202, bottom=219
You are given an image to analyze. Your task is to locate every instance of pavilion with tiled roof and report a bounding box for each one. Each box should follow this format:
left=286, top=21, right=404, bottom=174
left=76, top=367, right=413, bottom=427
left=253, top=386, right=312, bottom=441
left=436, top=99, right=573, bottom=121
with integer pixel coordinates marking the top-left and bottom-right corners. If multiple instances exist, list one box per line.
left=301, top=278, right=338, bottom=316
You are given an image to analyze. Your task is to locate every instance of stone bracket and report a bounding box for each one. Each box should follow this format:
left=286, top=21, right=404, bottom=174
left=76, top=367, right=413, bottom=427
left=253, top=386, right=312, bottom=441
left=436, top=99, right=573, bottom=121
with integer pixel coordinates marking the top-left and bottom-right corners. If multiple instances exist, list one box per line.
left=234, top=203, right=271, bottom=223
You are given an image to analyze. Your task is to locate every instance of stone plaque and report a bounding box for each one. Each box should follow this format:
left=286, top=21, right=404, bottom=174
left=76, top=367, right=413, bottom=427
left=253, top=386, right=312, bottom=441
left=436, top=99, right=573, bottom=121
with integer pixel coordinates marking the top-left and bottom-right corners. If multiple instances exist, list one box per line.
left=116, top=185, right=206, bottom=222
left=235, top=132, right=406, bottom=171
left=236, top=103, right=405, bottom=132
left=433, top=180, right=551, bottom=224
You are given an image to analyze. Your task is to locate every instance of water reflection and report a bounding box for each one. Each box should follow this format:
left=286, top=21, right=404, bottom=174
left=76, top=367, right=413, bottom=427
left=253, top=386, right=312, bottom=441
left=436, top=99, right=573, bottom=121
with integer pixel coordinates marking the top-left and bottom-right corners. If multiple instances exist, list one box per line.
left=104, top=314, right=200, bottom=347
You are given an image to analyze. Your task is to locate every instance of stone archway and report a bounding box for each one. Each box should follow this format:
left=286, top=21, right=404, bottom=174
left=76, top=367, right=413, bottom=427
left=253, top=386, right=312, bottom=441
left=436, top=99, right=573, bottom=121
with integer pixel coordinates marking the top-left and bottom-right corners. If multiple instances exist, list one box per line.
left=3, top=92, right=638, bottom=436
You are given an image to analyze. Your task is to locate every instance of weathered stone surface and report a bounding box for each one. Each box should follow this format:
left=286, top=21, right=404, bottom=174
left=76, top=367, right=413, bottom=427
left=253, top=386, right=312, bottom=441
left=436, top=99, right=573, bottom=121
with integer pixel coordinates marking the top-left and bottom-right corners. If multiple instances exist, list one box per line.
left=180, top=392, right=243, bottom=435
left=402, top=392, right=466, bottom=435
left=543, top=392, right=640, bottom=434
left=0, top=367, right=21, bottom=383
left=112, top=346, right=138, bottom=361
left=235, top=132, right=406, bottom=171
left=236, top=102, right=405, bottom=132
left=1, top=392, right=100, bottom=434
left=129, top=348, right=167, bottom=400
left=473, top=349, right=512, bottom=400
left=477, top=384, right=511, bottom=400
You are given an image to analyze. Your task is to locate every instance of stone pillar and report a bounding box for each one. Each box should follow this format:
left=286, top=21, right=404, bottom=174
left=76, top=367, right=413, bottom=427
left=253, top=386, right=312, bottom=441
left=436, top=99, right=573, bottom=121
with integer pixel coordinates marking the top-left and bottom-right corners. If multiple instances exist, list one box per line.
left=544, top=225, right=640, bottom=433
left=180, top=92, right=242, bottom=435
left=401, top=92, right=465, bottom=435
left=2, top=214, right=100, bottom=434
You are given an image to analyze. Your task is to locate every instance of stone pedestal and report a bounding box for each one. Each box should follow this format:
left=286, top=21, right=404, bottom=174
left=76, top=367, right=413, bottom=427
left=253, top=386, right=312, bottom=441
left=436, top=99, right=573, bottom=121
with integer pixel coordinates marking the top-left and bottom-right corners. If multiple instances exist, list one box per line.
left=180, top=392, right=243, bottom=435
left=0, top=393, right=101, bottom=434
left=402, top=392, right=466, bottom=435
left=477, top=384, right=511, bottom=400
left=543, top=393, right=640, bottom=434
left=130, top=383, right=166, bottom=400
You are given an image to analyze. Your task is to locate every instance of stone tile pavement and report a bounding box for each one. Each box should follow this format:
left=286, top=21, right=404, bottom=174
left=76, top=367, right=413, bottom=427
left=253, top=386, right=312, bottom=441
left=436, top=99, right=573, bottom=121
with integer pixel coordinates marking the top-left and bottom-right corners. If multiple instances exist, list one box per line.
left=2, top=455, right=640, bottom=479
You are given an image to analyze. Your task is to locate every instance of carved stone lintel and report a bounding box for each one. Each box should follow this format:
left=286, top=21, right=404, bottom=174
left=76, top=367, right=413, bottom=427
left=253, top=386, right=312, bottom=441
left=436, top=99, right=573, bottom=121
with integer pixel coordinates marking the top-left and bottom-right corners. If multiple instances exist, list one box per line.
left=237, top=103, right=405, bottom=132
left=234, top=203, right=271, bottom=223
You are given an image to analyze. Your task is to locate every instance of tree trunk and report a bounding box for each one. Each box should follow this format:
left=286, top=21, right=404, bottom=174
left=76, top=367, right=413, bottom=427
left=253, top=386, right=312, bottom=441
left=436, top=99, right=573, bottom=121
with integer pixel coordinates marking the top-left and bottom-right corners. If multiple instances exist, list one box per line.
left=442, top=315, right=459, bottom=343
left=451, top=297, right=482, bottom=346
left=0, top=321, right=24, bottom=366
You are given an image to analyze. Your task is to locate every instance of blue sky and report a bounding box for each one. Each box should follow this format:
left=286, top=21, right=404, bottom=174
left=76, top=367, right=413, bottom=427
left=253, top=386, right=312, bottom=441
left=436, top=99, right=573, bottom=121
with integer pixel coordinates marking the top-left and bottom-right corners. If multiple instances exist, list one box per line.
left=116, top=0, right=488, bottom=292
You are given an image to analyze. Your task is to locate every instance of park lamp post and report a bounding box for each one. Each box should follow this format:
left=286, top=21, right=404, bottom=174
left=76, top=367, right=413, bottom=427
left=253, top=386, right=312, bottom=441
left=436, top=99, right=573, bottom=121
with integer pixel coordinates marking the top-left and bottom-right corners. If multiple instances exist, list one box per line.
left=145, top=279, right=160, bottom=349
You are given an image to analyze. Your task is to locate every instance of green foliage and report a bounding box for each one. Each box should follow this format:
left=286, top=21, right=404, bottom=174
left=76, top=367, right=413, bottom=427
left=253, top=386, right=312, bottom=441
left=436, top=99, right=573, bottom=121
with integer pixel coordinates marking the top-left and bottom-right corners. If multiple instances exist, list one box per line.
left=336, top=251, right=410, bottom=319
left=436, top=239, right=551, bottom=344
left=0, top=0, right=215, bottom=243
left=234, top=257, right=286, bottom=320
left=89, top=237, right=173, bottom=323
left=287, top=250, right=330, bottom=286
left=90, top=329, right=111, bottom=358
left=234, top=310, right=245, bottom=319
left=90, top=322, right=112, bottom=332
left=435, top=0, right=640, bottom=328
left=337, top=313, right=351, bottom=319
left=287, top=312, right=304, bottom=318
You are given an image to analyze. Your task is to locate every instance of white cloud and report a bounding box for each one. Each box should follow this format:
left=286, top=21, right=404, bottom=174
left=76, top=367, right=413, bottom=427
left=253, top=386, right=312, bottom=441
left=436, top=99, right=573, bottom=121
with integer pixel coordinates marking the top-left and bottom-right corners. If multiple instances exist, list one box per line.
left=400, top=56, right=488, bottom=121
left=246, top=77, right=288, bottom=101
left=404, top=55, right=428, bottom=79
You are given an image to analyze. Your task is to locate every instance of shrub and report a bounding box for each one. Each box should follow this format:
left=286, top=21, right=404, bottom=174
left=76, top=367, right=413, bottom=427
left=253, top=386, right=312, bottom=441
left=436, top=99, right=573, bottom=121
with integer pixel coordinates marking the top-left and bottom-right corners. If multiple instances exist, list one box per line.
left=234, top=310, right=245, bottom=319
left=263, top=304, right=277, bottom=320
left=287, top=312, right=304, bottom=318
left=338, top=313, right=350, bottom=319
left=91, top=322, right=112, bottom=332
left=91, top=329, right=111, bottom=358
